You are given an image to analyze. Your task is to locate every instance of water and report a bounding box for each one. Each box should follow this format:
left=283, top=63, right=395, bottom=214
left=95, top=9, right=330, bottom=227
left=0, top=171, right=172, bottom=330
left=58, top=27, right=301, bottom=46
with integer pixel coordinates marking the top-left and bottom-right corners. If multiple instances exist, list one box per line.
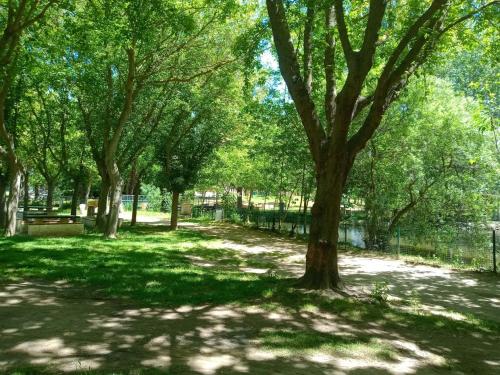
left=266, top=220, right=494, bottom=268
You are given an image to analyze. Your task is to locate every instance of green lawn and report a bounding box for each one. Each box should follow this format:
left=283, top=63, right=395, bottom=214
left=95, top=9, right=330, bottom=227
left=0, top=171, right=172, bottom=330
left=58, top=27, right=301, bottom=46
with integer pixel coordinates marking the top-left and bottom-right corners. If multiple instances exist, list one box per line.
left=1, top=225, right=499, bottom=374
left=0, top=226, right=279, bottom=307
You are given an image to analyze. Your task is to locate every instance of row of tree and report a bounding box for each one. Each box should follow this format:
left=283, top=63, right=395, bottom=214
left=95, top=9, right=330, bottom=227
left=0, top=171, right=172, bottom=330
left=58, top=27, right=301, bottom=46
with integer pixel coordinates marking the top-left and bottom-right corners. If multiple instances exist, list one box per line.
left=1, top=0, right=251, bottom=237
left=1, top=0, right=498, bottom=290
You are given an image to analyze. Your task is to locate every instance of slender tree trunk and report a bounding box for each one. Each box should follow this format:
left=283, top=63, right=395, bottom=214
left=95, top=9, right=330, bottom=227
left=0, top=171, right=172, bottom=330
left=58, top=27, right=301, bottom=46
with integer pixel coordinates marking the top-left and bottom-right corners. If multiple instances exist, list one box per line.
left=236, top=187, right=243, bottom=210
left=105, top=164, right=123, bottom=239
left=46, top=179, right=55, bottom=213
left=303, top=195, right=309, bottom=235
left=70, top=177, right=81, bottom=216
left=23, top=170, right=29, bottom=217
left=293, top=185, right=304, bottom=236
left=4, top=164, right=22, bottom=236
left=34, top=185, right=40, bottom=202
left=299, top=161, right=348, bottom=290
left=131, top=180, right=140, bottom=226
left=171, top=191, right=180, bottom=230
left=84, top=179, right=91, bottom=207
left=97, top=175, right=110, bottom=231
left=0, top=174, right=7, bottom=228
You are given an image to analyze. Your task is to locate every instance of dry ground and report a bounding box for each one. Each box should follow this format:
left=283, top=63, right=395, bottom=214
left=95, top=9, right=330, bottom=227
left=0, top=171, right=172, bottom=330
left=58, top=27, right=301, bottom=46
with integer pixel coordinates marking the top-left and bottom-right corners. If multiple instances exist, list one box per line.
left=194, top=223, right=500, bottom=323
left=1, top=220, right=499, bottom=374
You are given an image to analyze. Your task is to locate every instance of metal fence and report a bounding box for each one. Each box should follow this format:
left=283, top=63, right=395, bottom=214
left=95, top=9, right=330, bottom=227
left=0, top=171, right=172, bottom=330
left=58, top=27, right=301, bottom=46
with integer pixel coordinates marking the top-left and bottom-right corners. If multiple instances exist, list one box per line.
left=192, top=206, right=499, bottom=272
left=121, top=195, right=148, bottom=210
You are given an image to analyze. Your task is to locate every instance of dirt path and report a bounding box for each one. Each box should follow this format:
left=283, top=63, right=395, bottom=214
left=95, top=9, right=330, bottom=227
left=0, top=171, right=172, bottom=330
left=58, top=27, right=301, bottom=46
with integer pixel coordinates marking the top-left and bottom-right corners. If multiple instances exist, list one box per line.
left=2, top=278, right=499, bottom=375
left=1, top=222, right=499, bottom=374
left=191, top=223, right=500, bottom=323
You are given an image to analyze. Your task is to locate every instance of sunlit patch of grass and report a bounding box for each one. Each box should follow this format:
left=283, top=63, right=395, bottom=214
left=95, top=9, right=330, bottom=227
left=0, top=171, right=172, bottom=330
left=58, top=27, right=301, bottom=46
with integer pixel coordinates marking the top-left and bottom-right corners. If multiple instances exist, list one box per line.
left=0, top=225, right=280, bottom=307
left=300, top=303, right=319, bottom=313
left=261, top=329, right=399, bottom=361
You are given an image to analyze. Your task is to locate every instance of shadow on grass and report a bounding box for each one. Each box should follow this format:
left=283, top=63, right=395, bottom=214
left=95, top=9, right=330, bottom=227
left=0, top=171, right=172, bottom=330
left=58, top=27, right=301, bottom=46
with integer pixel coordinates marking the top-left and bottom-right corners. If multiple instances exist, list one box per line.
left=0, top=226, right=282, bottom=307
left=1, top=224, right=500, bottom=374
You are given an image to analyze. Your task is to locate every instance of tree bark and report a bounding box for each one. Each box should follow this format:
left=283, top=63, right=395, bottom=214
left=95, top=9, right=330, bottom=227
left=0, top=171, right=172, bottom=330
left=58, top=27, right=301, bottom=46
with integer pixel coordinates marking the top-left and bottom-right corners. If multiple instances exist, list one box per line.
left=34, top=185, right=40, bottom=202
left=171, top=191, right=180, bottom=230
left=23, top=171, right=30, bottom=219
left=131, top=180, right=140, bottom=226
left=83, top=179, right=91, bottom=207
left=236, top=187, right=243, bottom=210
left=70, top=177, right=81, bottom=216
left=299, top=159, right=348, bottom=290
left=0, top=173, right=7, bottom=228
left=4, top=164, right=21, bottom=236
left=303, top=195, right=309, bottom=235
left=96, top=175, right=110, bottom=231
left=46, top=179, right=55, bottom=213
left=105, top=164, right=123, bottom=239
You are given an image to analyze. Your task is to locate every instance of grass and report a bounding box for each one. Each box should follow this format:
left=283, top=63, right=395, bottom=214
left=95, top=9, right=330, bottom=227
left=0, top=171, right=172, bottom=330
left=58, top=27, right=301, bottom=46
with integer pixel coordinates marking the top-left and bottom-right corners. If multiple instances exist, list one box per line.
left=0, top=225, right=279, bottom=307
left=2, top=224, right=498, bottom=329
left=122, top=209, right=170, bottom=218
left=1, top=224, right=499, bottom=374
left=261, top=329, right=398, bottom=361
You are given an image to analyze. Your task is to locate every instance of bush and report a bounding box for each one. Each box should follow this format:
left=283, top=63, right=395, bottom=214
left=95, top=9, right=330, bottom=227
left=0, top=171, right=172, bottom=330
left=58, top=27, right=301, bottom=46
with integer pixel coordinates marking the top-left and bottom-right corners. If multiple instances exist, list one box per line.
left=221, top=192, right=237, bottom=212
left=141, top=184, right=170, bottom=212
left=370, top=281, right=389, bottom=304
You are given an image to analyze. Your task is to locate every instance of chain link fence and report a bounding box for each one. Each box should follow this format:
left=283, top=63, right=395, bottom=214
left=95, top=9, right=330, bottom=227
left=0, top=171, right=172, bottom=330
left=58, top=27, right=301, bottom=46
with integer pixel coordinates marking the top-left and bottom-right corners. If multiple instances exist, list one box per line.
left=192, top=206, right=499, bottom=272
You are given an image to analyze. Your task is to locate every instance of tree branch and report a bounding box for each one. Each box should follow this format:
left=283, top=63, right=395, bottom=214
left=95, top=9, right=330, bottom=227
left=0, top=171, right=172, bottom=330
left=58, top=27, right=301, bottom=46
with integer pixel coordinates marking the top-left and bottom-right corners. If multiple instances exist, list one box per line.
left=266, top=0, right=325, bottom=167
left=150, top=59, right=235, bottom=85
left=439, top=1, right=499, bottom=36
left=303, top=1, right=315, bottom=94
left=333, top=0, right=354, bottom=66
left=324, top=2, right=336, bottom=128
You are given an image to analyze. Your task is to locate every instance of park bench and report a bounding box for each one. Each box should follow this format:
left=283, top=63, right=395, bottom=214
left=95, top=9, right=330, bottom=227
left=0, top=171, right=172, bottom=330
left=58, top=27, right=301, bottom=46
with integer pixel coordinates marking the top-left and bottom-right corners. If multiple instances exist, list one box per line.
left=19, top=205, right=60, bottom=212
left=23, top=215, right=84, bottom=236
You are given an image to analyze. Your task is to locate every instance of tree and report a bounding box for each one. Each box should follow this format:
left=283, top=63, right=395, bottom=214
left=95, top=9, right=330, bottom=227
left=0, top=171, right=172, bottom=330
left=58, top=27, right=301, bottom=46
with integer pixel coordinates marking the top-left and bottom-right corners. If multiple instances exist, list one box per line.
left=68, top=0, right=238, bottom=238
left=265, top=0, right=498, bottom=289
left=158, top=73, right=241, bottom=230
left=0, top=0, right=57, bottom=235
left=348, top=77, right=497, bottom=248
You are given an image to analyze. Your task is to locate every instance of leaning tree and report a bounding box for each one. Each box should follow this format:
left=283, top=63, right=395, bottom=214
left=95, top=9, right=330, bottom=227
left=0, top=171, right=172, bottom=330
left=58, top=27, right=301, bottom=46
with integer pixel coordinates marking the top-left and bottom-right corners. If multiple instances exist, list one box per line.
left=266, top=0, right=498, bottom=289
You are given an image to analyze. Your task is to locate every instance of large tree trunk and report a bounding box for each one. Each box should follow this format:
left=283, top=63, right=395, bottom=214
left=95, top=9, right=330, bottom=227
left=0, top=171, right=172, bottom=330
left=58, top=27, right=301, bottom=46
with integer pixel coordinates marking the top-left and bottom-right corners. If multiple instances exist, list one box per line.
left=299, top=162, right=347, bottom=290
left=4, top=164, right=22, bottom=236
left=105, top=165, right=123, bottom=239
left=96, top=175, right=110, bottom=231
left=170, top=191, right=179, bottom=230
left=46, top=179, right=55, bottom=213
left=131, top=180, right=140, bottom=226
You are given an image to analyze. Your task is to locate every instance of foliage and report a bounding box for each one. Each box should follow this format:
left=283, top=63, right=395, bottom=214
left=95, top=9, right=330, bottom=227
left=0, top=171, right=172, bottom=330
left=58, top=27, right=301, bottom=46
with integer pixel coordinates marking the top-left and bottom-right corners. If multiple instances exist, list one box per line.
left=140, top=183, right=167, bottom=212
left=370, top=281, right=389, bottom=304
left=348, top=77, right=497, bottom=247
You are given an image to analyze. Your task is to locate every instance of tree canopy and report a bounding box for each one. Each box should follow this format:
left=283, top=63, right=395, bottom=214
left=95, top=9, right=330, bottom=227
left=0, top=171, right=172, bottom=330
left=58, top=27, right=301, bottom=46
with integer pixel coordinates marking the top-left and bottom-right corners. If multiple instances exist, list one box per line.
left=0, top=0, right=498, bottom=290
